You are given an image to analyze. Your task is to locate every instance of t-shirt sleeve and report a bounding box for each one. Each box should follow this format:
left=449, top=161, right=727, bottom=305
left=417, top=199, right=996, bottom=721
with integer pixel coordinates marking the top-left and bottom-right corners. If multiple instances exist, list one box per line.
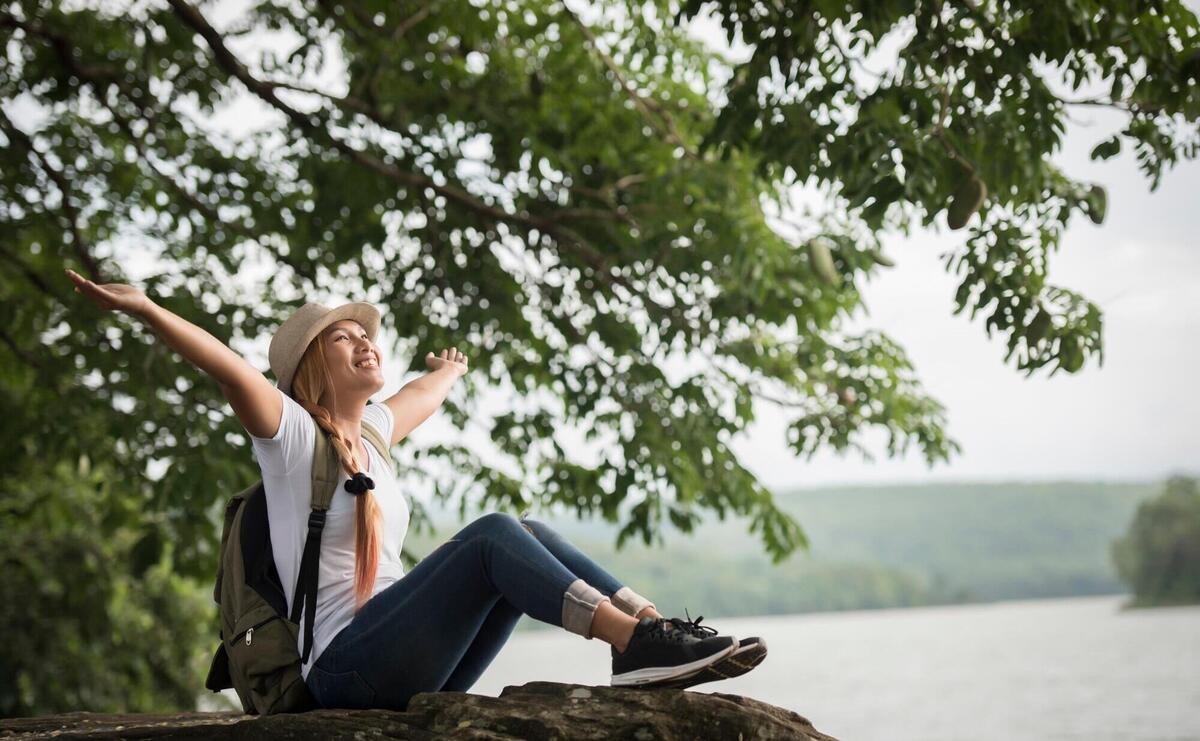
left=363, top=400, right=395, bottom=454
left=248, top=387, right=315, bottom=476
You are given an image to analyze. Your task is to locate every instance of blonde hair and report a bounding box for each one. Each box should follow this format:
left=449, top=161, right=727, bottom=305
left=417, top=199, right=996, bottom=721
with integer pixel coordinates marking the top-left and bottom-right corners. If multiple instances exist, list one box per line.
left=289, top=335, right=382, bottom=610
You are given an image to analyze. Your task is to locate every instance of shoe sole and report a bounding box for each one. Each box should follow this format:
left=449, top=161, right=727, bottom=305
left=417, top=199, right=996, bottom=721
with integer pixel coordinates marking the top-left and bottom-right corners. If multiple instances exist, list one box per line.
left=650, top=638, right=768, bottom=690
left=610, top=641, right=737, bottom=687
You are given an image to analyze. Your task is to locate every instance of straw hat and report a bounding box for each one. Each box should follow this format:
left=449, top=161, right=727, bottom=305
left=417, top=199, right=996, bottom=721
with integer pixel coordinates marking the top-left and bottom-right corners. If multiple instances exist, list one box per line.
left=269, top=301, right=381, bottom=395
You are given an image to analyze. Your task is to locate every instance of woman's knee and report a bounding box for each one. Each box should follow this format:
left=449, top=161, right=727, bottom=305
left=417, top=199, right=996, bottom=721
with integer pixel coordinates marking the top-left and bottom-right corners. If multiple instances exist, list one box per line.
left=518, top=513, right=555, bottom=541
left=469, top=511, right=559, bottom=549
left=471, top=511, right=526, bottom=538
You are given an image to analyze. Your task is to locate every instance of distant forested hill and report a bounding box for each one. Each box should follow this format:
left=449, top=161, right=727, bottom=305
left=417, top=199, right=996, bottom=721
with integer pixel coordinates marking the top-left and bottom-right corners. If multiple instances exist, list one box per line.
left=770, top=481, right=1159, bottom=600
left=406, top=481, right=1162, bottom=621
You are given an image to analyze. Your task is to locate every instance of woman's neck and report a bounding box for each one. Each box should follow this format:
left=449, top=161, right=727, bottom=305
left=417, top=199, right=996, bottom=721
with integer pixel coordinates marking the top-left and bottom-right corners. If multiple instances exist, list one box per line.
left=320, top=392, right=371, bottom=467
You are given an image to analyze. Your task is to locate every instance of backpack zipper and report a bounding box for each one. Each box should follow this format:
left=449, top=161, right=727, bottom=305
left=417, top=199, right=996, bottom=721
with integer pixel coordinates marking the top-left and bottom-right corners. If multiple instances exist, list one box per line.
left=232, top=615, right=277, bottom=647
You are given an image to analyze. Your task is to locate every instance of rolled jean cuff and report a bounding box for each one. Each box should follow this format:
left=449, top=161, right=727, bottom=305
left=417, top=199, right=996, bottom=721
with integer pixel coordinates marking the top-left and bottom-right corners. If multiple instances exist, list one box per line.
left=562, top=579, right=609, bottom=639
left=611, top=586, right=655, bottom=617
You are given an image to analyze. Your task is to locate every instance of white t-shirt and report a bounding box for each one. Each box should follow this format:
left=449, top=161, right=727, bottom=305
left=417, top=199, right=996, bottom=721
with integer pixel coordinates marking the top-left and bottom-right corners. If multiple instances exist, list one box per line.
left=248, top=387, right=410, bottom=680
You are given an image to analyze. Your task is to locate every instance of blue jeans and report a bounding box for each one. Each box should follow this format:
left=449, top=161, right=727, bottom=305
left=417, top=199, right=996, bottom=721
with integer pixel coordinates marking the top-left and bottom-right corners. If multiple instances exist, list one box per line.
left=304, top=512, right=651, bottom=710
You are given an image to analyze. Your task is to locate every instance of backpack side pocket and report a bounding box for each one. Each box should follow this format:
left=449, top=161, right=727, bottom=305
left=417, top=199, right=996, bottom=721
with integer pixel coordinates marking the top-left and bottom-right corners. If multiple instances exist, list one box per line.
left=225, top=606, right=305, bottom=714
left=204, top=642, right=232, bottom=692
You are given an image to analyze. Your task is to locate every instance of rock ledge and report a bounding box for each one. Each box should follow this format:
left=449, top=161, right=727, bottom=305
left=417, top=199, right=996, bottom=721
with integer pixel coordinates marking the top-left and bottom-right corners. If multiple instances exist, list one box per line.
left=0, top=682, right=839, bottom=740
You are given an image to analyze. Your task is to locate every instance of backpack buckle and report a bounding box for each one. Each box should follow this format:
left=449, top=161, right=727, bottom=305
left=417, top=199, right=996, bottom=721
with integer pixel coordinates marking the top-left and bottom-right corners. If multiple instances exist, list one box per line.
left=307, top=510, right=327, bottom=532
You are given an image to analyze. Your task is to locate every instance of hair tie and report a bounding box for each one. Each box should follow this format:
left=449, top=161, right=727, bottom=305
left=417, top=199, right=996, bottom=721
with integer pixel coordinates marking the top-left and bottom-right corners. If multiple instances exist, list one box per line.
left=344, top=472, right=375, bottom=496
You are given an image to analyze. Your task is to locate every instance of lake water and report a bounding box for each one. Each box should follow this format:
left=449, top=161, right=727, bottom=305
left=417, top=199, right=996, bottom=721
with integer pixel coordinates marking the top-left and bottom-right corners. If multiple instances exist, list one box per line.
left=467, top=595, right=1200, bottom=741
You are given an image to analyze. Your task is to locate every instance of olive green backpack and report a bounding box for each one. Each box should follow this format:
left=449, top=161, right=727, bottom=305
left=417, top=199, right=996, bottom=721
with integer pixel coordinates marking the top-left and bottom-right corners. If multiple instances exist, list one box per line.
left=203, top=416, right=395, bottom=715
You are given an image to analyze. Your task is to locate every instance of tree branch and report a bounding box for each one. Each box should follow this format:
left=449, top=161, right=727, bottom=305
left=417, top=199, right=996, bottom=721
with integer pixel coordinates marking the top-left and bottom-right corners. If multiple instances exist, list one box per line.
left=561, top=4, right=697, bottom=160
left=927, top=83, right=977, bottom=174
left=0, top=326, right=45, bottom=372
left=1, top=14, right=157, bottom=114
left=1060, top=96, right=1165, bottom=115
left=165, top=0, right=646, bottom=297
left=0, top=107, right=103, bottom=279
left=265, top=77, right=387, bottom=120
left=351, top=2, right=436, bottom=105
left=0, top=242, right=64, bottom=304
left=6, top=13, right=274, bottom=256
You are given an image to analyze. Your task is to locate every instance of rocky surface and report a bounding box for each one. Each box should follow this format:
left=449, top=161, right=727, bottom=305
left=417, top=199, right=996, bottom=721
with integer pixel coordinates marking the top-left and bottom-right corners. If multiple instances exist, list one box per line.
left=0, top=682, right=838, bottom=740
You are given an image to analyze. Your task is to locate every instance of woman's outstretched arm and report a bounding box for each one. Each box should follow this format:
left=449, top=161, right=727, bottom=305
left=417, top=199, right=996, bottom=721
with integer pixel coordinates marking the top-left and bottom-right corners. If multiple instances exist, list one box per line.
left=380, top=349, right=468, bottom=446
left=65, top=268, right=282, bottom=438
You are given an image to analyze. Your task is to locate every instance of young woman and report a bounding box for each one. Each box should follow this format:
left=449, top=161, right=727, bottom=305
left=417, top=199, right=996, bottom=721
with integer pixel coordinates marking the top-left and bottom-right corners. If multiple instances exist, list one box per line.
left=65, top=268, right=767, bottom=710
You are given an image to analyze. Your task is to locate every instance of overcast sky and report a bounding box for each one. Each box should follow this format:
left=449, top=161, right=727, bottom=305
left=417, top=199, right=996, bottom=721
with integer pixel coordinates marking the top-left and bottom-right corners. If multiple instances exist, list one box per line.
left=746, top=132, right=1199, bottom=488
left=9, top=1, right=1197, bottom=492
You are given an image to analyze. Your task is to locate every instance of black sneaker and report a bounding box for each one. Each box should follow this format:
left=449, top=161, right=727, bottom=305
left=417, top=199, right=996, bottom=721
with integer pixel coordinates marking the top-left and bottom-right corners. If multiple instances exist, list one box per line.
left=610, top=616, right=736, bottom=687
left=652, top=613, right=768, bottom=689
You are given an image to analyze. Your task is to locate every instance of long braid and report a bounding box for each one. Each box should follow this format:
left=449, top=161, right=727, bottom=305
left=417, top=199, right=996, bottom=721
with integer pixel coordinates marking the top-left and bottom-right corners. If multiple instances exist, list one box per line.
left=290, top=338, right=382, bottom=611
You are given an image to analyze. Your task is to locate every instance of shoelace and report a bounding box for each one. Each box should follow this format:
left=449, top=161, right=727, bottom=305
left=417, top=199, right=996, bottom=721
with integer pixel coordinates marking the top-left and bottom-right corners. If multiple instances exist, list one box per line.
left=642, top=617, right=688, bottom=645
left=667, top=608, right=719, bottom=639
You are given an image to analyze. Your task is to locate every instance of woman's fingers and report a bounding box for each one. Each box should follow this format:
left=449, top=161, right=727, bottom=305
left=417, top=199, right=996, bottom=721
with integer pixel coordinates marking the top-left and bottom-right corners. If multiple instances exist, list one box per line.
left=65, top=268, right=87, bottom=292
left=66, top=268, right=100, bottom=297
left=64, top=269, right=148, bottom=314
left=71, top=276, right=110, bottom=307
left=66, top=268, right=94, bottom=288
left=428, top=346, right=468, bottom=368
left=68, top=272, right=103, bottom=303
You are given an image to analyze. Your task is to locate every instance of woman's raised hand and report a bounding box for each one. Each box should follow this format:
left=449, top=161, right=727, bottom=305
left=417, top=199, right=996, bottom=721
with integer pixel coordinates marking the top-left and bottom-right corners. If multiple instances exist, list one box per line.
left=65, top=268, right=151, bottom=316
left=425, top=346, right=469, bottom=377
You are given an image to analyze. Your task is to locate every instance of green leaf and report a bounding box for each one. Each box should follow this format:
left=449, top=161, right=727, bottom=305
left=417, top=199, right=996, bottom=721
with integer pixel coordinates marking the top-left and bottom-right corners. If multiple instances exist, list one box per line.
left=1085, top=185, right=1108, bottom=225
left=1090, top=136, right=1122, bottom=161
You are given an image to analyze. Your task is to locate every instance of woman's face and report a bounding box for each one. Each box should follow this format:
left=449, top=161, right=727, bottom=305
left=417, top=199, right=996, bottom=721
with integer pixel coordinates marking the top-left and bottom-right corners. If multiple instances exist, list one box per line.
left=321, top=319, right=384, bottom=397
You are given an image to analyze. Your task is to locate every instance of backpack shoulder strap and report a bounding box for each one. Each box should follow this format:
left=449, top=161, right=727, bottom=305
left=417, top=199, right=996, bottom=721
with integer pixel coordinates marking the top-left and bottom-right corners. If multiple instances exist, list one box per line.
left=309, top=417, right=339, bottom=510
left=291, top=416, right=340, bottom=663
left=361, top=419, right=395, bottom=479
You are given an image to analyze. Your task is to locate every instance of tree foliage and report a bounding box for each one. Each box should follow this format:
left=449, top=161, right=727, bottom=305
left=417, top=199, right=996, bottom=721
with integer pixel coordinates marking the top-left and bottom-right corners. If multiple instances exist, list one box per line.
left=0, top=455, right=212, bottom=716
left=1112, top=475, right=1200, bottom=607
left=0, top=0, right=1196, bottom=713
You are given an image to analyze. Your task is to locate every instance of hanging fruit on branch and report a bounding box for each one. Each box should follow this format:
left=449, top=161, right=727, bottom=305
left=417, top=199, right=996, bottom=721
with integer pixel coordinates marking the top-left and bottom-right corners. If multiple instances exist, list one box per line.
left=867, top=248, right=895, bottom=268
left=808, top=237, right=841, bottom=285
left=947, top=172, right=987, bottom=230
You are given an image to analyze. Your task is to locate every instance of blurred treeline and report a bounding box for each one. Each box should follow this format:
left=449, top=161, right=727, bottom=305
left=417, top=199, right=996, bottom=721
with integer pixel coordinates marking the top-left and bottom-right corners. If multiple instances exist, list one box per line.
left=404, top=479, right=1176, bottom=628
left=1112, top=475, right=1200, bottom=608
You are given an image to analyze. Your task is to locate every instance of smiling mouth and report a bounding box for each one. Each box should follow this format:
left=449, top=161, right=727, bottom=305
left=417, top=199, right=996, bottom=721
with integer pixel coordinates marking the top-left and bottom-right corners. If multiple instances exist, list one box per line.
left=353, top=358, right=379, bottom=370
